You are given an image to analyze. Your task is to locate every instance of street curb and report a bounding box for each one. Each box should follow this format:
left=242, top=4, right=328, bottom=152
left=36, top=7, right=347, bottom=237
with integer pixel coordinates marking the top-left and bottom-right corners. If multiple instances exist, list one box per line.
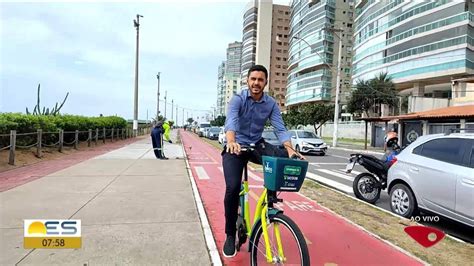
left=330, top=146, right=384, bottom=156
left=180, top=135, right=222, bottom=266
left=303, top=177, right=467, bottom=244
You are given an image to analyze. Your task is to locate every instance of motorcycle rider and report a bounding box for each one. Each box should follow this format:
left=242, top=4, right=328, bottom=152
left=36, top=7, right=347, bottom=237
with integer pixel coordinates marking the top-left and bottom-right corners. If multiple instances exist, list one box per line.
left=382, top=131, right=400, bottom=168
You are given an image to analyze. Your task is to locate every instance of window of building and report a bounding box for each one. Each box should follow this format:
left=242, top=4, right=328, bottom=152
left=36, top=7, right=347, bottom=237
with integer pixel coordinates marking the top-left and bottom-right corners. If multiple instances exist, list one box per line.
left=284, top=27, right=289, bottom=30
left=276, top=72, right=281, bottom=76
left=278, top=10, right=283, bottom=14
left=285, top=11, right=289, bottom=15
left=278, top=18, right=283, bottom=22
left=343, top=11, right=346, bottom=14
left=276, top=49, right=282, bottom=53
left=277, top=26, right=283, bottom=30
left=347, top=23, right=352, bottom=28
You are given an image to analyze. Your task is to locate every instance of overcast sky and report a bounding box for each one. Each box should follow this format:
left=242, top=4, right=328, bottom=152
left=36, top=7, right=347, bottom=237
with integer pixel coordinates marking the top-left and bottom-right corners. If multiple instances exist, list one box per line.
left=1, top=0, right=288, bottom=124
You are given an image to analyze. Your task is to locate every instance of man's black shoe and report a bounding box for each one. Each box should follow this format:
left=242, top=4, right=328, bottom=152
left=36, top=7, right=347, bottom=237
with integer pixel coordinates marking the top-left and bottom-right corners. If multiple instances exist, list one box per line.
left=223, top=235, right=236, bottom=258
left=160, top=157, right=169, bottom=160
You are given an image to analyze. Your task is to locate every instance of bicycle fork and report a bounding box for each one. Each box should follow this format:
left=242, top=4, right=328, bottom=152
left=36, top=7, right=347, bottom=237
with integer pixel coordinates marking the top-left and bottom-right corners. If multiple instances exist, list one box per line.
left=256, top=190, right=286, bottom=263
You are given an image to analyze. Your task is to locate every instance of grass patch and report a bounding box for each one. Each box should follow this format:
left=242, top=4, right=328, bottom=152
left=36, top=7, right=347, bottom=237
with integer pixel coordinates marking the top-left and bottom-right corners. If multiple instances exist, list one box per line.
left=300, top=181, right=474, bottom=265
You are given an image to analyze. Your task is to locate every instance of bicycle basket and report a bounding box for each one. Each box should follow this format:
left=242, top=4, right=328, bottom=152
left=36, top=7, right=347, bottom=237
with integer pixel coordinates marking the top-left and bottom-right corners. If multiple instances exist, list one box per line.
left=262, top=156, right=308, bottom=192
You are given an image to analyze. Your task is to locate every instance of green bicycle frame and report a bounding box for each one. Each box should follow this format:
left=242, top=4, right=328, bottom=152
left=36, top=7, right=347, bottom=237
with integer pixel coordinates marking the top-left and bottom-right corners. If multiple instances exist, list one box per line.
left=239, top=180, right=286, bottom=263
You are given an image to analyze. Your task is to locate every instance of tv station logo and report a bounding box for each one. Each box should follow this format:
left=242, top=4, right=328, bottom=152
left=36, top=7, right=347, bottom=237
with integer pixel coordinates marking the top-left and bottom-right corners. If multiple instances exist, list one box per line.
left=24, top=220, right=81, bottom=249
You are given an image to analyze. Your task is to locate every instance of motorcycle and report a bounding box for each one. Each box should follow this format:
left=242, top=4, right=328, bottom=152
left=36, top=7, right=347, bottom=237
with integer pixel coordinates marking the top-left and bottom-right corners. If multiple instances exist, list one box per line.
left=346, top=152, right=397, bottom=204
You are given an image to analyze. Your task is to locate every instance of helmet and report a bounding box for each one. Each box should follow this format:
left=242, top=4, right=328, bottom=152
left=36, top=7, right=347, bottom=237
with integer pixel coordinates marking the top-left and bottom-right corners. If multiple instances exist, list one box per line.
left=385, top=131, right=398, bottom=148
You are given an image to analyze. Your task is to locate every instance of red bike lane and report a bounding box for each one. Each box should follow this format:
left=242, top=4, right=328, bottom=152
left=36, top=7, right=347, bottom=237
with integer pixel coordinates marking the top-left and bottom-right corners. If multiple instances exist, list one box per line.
left=181, top=130, right=423, bottom=265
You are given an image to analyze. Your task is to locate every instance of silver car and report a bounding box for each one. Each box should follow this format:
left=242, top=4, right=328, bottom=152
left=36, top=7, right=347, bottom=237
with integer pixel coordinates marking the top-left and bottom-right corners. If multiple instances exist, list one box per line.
left=387, top=133, right=474, bottom=227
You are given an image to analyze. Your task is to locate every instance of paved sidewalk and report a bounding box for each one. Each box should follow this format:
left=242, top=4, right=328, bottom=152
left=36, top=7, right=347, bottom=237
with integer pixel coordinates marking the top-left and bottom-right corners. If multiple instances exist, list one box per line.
left=0, top=131, right=211, bottom=265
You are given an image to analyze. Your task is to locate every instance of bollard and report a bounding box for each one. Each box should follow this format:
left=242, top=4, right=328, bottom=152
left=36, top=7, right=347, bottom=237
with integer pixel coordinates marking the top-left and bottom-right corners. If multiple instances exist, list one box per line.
left=74, top=130, right=79, bottom=149
left=59, top=130, right=64, bottom=152
left=103, top=128, right=106, bottom=144
left=37, top=129, right=42, bottom=158
left=111, top=128, right=114, bottom=142
left=8, top=130, right=16, bottom=165
left=88, top=129, right=92, bottom=147
left=95, top=128, right=99, bottom=146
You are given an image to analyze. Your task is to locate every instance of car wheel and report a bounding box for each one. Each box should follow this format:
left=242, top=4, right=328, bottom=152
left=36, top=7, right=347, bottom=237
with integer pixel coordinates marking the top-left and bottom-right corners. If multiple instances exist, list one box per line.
left=390, top=183, right=418, bottom=218
left=295, top=145, right=301, bottom=153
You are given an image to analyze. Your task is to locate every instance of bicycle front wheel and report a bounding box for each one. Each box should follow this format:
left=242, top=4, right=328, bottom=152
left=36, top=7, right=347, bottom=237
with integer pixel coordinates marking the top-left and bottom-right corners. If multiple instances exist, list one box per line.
left=250, top=213, right=310, bottom=266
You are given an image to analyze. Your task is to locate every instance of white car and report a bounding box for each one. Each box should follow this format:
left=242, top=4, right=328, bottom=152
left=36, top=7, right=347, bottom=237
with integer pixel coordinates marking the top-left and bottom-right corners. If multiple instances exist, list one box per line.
left=218, top=127, right=226, bottom=145
left=289, top=130, right=327, bottom=155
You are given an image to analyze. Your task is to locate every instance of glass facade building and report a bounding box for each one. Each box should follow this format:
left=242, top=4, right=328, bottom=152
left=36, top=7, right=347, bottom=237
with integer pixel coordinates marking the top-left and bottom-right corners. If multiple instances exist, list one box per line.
left=353, top=0, right=474, bottom=96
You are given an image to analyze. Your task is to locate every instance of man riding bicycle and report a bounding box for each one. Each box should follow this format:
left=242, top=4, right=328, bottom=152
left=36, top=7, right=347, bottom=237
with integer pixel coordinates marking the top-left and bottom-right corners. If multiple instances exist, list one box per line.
left=222, top=64, right=304, bottom=257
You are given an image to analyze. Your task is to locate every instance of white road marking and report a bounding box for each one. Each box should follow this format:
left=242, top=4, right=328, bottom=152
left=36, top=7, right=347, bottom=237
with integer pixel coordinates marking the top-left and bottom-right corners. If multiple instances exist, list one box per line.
left=328, top=154, right=349, bottom=159
left=309, top=162, right=347, bottom=165
left=305, top=172, right=353, bottom=194
left=195, top=166, right=210, bottom=180
left=316, top=169, right=354, bottom=182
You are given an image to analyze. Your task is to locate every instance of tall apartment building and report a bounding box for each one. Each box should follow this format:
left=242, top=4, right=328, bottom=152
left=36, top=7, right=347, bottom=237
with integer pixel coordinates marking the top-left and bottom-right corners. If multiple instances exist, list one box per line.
left=286, top=0, right=354, bottom=114
left=218, top=41, right=242, bottom=116
left=241, top=0, right=259, bottom=90
left=353, top=0, right=474, bottom=113
left=241, top=0, right=291, bottom=110
left=216, top=61, right=226, bottom=116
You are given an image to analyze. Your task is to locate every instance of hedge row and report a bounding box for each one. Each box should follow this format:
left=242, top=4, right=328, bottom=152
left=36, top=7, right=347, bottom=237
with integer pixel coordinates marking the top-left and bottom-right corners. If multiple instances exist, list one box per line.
left=0, top=113, right=128, bottom=134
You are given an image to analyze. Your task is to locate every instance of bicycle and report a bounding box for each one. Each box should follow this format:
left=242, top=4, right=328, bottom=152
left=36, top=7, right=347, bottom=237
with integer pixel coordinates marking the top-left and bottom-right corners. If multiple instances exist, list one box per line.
left=234, top=145, right=310, bottom=265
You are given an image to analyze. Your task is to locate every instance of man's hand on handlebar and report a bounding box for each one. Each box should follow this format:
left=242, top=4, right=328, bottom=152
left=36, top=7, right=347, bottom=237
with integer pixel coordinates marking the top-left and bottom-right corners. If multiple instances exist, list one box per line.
left=288, top=149, right=305, bottom=160
left=226, top=141, right=241, bottom=154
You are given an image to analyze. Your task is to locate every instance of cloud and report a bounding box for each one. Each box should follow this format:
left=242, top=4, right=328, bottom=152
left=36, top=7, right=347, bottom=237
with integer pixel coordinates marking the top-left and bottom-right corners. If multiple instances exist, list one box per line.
left=1, top=1, right=248, bottom=123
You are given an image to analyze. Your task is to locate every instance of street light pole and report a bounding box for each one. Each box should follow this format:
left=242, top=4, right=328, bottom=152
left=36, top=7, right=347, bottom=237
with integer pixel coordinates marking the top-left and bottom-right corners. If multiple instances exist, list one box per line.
left=164, top=91, right=167, bottom=119
left=133, top=14, right=143, bottom=136
left=156, top=72, right=160, bottom=120
left=171, top=99, right=174, bottom=122
left=176, top=105, right=178, bottom=126
left=325, top=27, right=344, bottom=148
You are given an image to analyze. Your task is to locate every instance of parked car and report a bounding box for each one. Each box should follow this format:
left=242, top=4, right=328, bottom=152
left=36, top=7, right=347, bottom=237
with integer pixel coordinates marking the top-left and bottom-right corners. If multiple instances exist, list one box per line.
left=207, top=127, right=221, bottom=140
left=387, top=132, right=474, bottom=227
left=288, top=130, right=327, bottom=155
left=218, top=127, right=226, bottom=145
left=262, top=130, right=284, bottom=148
left=198, top=123, right=211, bottom=137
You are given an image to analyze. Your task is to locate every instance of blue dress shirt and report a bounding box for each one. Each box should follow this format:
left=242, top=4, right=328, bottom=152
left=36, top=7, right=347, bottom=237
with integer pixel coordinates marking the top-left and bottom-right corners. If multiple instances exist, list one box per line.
left=224, top=89, right=290, bottom=145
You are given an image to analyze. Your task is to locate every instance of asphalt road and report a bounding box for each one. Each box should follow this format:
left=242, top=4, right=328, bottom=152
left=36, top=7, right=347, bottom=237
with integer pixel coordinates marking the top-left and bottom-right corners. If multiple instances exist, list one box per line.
left=303, top=148, right=473, bottom=244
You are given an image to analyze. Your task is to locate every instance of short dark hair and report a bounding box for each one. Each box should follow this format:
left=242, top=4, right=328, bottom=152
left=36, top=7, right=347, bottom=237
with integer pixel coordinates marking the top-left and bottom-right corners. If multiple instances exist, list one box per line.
left=247, top=64, right=268, bottom=80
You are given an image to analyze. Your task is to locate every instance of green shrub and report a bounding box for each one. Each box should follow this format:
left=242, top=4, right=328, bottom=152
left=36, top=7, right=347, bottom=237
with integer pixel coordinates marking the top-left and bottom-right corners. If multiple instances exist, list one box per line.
left=0, top=113, right=128, bottom=147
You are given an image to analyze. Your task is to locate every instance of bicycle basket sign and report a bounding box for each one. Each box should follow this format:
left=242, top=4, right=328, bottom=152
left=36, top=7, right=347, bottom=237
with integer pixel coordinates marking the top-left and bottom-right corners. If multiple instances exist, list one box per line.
left=262, top=156, right=308, bottom=192
left=284, top=165, right=301, bottom=175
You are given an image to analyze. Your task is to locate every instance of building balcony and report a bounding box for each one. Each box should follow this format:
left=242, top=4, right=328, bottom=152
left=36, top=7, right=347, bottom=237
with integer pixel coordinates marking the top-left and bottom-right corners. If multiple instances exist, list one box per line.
left=408, top=96, right=451, bottom=113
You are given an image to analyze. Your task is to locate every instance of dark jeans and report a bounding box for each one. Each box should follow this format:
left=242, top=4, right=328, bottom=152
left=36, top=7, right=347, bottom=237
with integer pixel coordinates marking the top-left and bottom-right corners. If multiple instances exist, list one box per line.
left=221, top=140, right=288, bottom=237
left=151, top=129, right=163, bottom=158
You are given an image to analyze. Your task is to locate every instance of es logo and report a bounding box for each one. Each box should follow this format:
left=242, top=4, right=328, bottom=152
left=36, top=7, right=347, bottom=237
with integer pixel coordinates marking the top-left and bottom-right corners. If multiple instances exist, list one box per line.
left=264, top=162, right=273, bottom=174
left=24, top=220, right=81, bottom=237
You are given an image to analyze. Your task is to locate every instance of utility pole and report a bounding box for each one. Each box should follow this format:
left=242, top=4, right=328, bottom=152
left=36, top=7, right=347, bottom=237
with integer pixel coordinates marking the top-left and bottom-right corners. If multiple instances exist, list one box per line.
left=171, top=99, right=174, bottom=122
left=156, top=72, right=160, bottom=120
left=327, top=27, right=344, bottom=148
left=133, top=14, right=143, bottom=136
left=176, top=106, right=178, bottom=126
left=164, top=91, right=167, bottom=119
left=182, top=108, right=184, bottom=127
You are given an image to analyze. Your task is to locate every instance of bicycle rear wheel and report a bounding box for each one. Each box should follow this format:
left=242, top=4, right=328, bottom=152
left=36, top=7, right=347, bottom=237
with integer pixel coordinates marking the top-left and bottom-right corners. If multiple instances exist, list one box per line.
left=249, top=213, right=310, bottom=266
